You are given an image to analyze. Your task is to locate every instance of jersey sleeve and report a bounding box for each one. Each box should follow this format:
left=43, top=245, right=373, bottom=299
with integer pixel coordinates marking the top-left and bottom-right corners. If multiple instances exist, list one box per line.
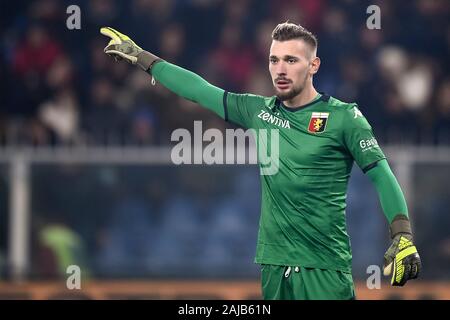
left=151, top=61, right=226, bottom=118
left=224, top=92, right=268, bottom=129
left=342, top=104, right=386, bottom=172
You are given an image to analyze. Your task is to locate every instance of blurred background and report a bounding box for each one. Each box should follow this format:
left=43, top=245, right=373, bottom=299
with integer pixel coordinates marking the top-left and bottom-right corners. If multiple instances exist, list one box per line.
left=0, top=0, right=449, bottom=299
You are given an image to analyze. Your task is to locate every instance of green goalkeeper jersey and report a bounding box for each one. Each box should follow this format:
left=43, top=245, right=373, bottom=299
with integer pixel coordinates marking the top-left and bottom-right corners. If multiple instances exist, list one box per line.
left=150, top=61, right=388, bottom=273
left=224, top=92, right=386, bottom=273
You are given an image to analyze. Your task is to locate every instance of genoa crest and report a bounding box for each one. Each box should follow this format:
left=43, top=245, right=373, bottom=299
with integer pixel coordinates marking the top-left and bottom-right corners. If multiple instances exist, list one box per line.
left=308, top=112, right=329, bottom=133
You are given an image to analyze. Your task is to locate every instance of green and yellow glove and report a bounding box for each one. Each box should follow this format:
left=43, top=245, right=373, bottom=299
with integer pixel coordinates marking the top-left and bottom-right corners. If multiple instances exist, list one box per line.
left=100, top=27, right=162, bottom=72
left=383, top=215, right=421, bottom=286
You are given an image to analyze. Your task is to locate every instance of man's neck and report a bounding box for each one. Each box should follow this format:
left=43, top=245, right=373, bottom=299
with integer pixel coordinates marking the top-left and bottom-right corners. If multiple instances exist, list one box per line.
left=283, top=85, right=319, bottom=108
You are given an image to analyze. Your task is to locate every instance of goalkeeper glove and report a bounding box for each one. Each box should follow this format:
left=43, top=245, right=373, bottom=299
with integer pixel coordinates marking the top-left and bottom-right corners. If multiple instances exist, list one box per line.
left=383, top=215, right=421, bottom=286
left=100, top=27, right=162, bottom=72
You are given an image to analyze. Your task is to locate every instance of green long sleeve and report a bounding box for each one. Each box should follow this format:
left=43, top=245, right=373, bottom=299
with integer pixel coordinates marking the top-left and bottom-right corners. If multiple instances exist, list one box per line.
left=366, top=159, right=409, bottom=223
left=150, top=61, right=226, bottom=118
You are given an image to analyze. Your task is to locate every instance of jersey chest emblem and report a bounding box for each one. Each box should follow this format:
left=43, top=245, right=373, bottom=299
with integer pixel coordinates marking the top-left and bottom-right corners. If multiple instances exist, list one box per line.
left=308, top=112, right=329, bottom=133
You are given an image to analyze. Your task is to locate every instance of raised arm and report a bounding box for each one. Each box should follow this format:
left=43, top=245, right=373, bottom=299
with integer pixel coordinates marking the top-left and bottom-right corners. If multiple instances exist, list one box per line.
left=100, top=27, right=225, bottom=118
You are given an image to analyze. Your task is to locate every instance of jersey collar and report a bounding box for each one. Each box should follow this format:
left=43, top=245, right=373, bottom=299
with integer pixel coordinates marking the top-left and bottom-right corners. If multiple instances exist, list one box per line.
left=273, top=93, right=330, bottom=113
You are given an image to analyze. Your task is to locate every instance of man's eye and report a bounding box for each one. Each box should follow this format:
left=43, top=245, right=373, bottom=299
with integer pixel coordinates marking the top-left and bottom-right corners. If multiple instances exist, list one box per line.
left=288, top=59, right=296, bottom=64
left=270, top=59, right=277, bottom=64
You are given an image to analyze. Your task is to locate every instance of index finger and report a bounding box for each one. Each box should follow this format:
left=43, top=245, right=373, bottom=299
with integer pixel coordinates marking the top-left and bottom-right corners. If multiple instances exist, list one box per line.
left=100, top=27, right=121, bottom=43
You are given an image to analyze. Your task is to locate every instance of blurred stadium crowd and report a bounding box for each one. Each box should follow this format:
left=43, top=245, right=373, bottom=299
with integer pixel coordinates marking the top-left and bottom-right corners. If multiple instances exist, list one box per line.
left=27, top=165, right=262, bottom=279
left=0, top=0, right=449, bottom=146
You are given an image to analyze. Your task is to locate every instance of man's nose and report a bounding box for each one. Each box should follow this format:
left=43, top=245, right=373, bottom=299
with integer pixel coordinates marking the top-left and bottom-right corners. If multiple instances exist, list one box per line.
left=276, top=61, right=287, bottom=75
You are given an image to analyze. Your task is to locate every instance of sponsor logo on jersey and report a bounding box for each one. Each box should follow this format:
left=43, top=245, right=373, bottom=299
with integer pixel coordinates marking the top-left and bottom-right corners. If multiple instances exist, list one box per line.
left=359, top=137, right=379, bottom=152
left=308, top=112, right=329, bottom=133
left=257, top=110, right=291, bottom=129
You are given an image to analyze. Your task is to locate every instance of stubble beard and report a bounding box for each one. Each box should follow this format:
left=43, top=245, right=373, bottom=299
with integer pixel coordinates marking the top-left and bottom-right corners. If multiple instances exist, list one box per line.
left=275, top=84, right=303, bottom=101
left=275, top=73, right=308, bottom=102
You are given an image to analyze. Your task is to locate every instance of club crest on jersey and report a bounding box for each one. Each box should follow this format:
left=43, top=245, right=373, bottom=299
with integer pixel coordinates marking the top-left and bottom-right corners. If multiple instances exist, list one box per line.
left=308, top=112, right=329, bottom=133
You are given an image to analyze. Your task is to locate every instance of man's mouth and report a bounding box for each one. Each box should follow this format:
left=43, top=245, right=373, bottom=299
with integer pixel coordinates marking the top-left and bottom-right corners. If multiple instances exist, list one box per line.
left=276, top=80, right=291, bottom=90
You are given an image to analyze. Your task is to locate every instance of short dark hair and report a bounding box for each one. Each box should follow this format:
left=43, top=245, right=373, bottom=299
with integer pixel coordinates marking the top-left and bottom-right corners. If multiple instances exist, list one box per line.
left=271, top=22, right=318, bottom=50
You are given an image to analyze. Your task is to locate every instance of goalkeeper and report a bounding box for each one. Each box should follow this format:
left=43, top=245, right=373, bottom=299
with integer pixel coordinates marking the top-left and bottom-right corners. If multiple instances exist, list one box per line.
left=100, top=23, right=421, bottom=300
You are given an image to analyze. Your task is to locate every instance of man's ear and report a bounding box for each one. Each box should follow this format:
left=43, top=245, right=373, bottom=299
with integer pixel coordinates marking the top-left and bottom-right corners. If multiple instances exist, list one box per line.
left=310, top=56, right=321, bottom=75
